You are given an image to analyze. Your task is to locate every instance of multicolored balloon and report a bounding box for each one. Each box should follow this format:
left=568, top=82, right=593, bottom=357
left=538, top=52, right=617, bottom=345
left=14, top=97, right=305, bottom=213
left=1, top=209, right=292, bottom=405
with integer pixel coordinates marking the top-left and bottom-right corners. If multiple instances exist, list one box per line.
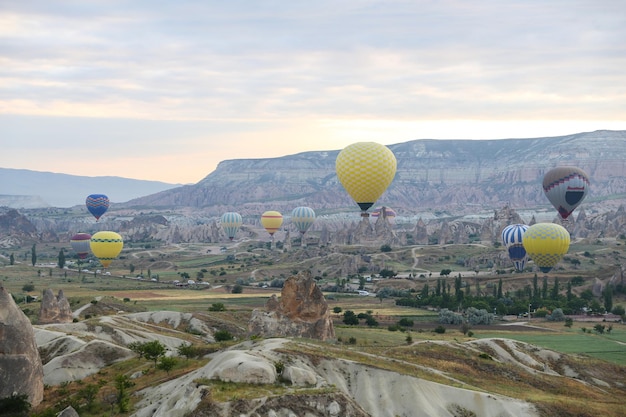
left=90, top=231, right=123, bottom=268
left=522, top=223, right=570, bottom=273
left=221, top=212, right=243, bottom=241
left=291, top=206, right=316, bottom=235
left=371, top=206, right=396, bottom=223
left=542, top=166, right=590, bottom=219
left=86, top=194, right=110, bottom=221
left=501, top=224, right=528, bottom=271
left=260, top=211, right=283, bottom=237
left=335, top=142, right=397, bottom=216
left=70, top=233, right=92, bottom=259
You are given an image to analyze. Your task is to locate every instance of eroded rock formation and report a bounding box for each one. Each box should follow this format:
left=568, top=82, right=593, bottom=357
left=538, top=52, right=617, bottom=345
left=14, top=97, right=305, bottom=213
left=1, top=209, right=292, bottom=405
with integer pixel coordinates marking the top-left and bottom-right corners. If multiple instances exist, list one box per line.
left=0, top=286, right=44, bottom=406
left=248, top=271, right=334, bottom=340
left=38, top=289, right=73, bottom=324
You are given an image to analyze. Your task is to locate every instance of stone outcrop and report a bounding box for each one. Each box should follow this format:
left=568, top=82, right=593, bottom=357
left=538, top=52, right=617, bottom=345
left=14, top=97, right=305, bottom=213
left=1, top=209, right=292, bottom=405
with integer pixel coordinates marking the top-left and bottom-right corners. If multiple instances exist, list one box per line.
left=0, top=286, right=44, bottom=406
left=248, top=271, right=335, bottom=341
left=39, top=289, right=73, bottom=324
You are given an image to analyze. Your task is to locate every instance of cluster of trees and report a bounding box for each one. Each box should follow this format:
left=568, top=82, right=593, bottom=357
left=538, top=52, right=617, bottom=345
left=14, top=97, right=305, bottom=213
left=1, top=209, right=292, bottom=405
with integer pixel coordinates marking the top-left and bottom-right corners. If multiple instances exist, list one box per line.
left=396, top=275, right=624, bottom=318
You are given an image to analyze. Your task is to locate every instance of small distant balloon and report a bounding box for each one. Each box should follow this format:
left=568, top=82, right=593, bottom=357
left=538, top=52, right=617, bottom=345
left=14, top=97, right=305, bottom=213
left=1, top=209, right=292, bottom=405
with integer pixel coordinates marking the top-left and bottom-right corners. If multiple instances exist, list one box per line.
left=86, top=194, right=110, bottom=221
left=291, top=206, right=316, bottom=235
left=221, top=212, right=243, bottom=241
left=371, top=206, right=396, bottom=224
left=261, top=211, right=283, bottom=237
left=501, top=224, right=528, bottom=272
left=70, top=233, right=92, bottom=259
left=542, top=166, right=590, bottom=219
left=335, top=142, right=397, bottom=215
left=522, top=223, right=570, bottom=273
left=90, top=231, right=123, bottom=268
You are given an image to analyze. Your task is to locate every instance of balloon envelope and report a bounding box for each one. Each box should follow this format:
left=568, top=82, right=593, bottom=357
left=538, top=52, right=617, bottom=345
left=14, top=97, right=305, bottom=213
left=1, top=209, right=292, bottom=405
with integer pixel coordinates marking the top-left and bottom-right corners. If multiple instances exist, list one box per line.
left=522, top=223, right=570, bottom=273
left=371, top=206, right=396, bottom=223
left=70, top=233, right=92, bottom=259
left=221, top=212, right=243, bottom=241
left=291, top=206, right=316, bottom=234
left=501, top=224, right=528, bottom=271
left=86, top=194, right=110, bottom=220
left=335, top=142, right=397, bottom=214
left=542, top=166, right=590, bottom=219
left=261, top=211, right=283, bottom=236
left=90, top=231, right=123, bottom=268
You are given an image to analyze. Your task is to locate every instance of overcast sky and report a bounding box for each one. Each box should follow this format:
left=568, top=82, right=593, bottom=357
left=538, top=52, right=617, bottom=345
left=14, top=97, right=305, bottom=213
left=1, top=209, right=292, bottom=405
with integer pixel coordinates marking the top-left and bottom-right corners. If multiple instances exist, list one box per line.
left=2, top=0, right=625, bottom=184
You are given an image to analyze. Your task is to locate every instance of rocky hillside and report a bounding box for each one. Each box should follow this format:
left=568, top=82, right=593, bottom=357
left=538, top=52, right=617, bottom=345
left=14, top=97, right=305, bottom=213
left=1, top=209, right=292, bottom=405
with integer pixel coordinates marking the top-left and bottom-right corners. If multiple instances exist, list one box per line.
left=126, top=130, right=626, bottom=216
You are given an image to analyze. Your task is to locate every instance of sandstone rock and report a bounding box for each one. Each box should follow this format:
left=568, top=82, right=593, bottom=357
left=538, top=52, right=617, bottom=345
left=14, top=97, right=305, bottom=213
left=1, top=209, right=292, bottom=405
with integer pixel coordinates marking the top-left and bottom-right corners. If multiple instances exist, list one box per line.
left=39, top=288, right=73, bottom=324
left=248, top=271, right=334, bottom=341
left=0, top=285, right=44, bottom=406
left=204, top=350, right=276, bottom=384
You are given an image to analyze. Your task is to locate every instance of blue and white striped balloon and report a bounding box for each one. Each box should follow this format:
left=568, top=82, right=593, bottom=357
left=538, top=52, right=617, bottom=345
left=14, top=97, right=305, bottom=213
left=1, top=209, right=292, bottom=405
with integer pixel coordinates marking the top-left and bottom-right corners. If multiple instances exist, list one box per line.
left=501, top=224, right=529, bottom=271
left=220, top=212, right=243, bottom=241
left=291, top=206, right=316, bottom=235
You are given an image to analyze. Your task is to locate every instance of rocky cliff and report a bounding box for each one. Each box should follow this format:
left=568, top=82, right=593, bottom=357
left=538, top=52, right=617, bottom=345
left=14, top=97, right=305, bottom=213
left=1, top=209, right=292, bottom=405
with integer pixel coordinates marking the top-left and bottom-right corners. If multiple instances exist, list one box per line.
left=0, top=286, right=44, bottom=406
left=126, top=130, right=626, bottom=216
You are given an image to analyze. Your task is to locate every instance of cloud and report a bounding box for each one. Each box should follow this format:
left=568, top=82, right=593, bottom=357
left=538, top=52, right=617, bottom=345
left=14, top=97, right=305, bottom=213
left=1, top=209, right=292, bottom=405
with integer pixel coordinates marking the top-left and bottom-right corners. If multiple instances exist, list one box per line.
left=1, top=1, right=625, bottom=183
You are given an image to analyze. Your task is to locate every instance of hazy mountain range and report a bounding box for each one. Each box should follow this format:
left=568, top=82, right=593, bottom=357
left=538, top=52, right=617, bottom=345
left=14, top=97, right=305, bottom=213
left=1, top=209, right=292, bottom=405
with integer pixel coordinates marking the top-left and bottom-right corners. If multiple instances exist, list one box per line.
left=3, top=130, right=626, bottom=215
left=0, top=168, right=183, bottom=208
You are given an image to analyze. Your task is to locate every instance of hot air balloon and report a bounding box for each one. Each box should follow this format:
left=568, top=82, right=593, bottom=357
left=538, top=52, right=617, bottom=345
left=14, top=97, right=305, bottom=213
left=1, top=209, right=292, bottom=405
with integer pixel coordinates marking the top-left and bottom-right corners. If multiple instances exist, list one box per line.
left=291, top=206, right=316, bottom=235
left=261, top=211, right=283, bottom=237
left=371, top=206, right=396, bottom=224
left=90, top=231, right=123, bottom=268
left=335, top=142, right=397, bottom=216
left=542, top=166, right=590, bottom=219
left=70, top=233, right=92, bottom=259
left=86, top=194, right=110, bottom=221
left=221, top=212, right=243, bottom=241
left=501, top=224, right=528, bottom=271
left=522, top=223, right=570, bottom=273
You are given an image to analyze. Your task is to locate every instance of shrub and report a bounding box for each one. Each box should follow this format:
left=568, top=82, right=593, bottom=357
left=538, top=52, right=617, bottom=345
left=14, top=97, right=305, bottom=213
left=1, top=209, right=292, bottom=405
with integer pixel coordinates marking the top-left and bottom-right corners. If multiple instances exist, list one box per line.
left=439, top=309, right=463, bottom=325
left=434, top=325, right=446, bottom=334
left=547, top=308, right=565, bottom=322
left=214, top=329, right=234, bottom=341
left=398, top=318, right=414, bottom=327
left=209, top=303, right=226, bottom=311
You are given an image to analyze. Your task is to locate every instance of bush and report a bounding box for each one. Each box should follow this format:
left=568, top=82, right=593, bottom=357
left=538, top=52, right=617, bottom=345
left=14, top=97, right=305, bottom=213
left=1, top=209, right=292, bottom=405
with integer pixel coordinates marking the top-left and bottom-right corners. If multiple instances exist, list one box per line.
left=209, top=303, right=226, bottom=312
left=434, top=325, right=446, bottom=334
left=547, top=308, right=565, bottom=322
left=398, top=318, right=414, bottom=327
left=439, top=309, right=463, bottom=325
left=214, top=329, right=234, bottom=341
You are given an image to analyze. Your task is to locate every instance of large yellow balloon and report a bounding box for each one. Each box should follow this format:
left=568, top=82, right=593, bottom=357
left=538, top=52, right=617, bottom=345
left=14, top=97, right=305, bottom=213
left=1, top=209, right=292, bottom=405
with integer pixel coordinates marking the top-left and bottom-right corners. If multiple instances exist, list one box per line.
left=260, top=211, right=283, bottom=236
left=90, top=231, right=124, bottom=268
left=522, top=223, right=570, bottom=273
left=336, top=142, right=397, bottom=214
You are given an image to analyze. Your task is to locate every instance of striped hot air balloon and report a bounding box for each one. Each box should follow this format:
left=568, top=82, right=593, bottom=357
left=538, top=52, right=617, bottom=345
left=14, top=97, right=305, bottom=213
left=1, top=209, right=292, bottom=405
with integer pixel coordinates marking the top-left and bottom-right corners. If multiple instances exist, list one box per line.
left=221, top=212, right=243, bottom=241
left=70, top=233, right=92, bottom=259
left=291, top=206, right=316, bottom=235
left=501, top=224, right=528, bottom=272
left=86, top=194, right=110, bottom=221
left=261, top=211, right=283, bottom=237
left=542, top=166, right=590, bottom=219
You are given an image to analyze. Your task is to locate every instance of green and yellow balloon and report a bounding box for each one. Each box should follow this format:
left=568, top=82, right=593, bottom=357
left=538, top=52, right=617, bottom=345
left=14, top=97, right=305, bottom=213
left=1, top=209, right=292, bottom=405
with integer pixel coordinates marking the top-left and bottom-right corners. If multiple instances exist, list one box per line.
left=90, top=231, right=124, bottom=268
left=522, top=223, right=570, bottom=273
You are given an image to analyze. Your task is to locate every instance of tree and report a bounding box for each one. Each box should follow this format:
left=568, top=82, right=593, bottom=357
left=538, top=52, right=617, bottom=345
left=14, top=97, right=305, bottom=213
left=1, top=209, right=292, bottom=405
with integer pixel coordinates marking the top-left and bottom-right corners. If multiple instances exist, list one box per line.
left=78, top=383, right=100, bottom=411
left=157, top=356, right=177, bottom=374
left=114, top=374, right=134, bottom=413
left=22, top=283, right=35, bottom=292
left=343, top=310, right=359, bottom=325
left=380, top=244, right=392, bottom=252
left=231, top=284, right=243, bottom=294
left=542, top=277, right=548, bottom=299
left=31, top=244, right=37, bottom=267
left=440, top=269, right=452, bottom=277
left=9, top=253, right=14, bottom=265
left=333, top=306, right=342, bottom=314
left=603, top=286, right=613, bottom=313
left=143, top=340, right=167, bottom=366
left=177, top=343, right=197, bottom=360
left=128, top=340, right=166, bottom=366
left=57, top=249, right=66, bottom=269
left=129, top=264, right=136, bottom=274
